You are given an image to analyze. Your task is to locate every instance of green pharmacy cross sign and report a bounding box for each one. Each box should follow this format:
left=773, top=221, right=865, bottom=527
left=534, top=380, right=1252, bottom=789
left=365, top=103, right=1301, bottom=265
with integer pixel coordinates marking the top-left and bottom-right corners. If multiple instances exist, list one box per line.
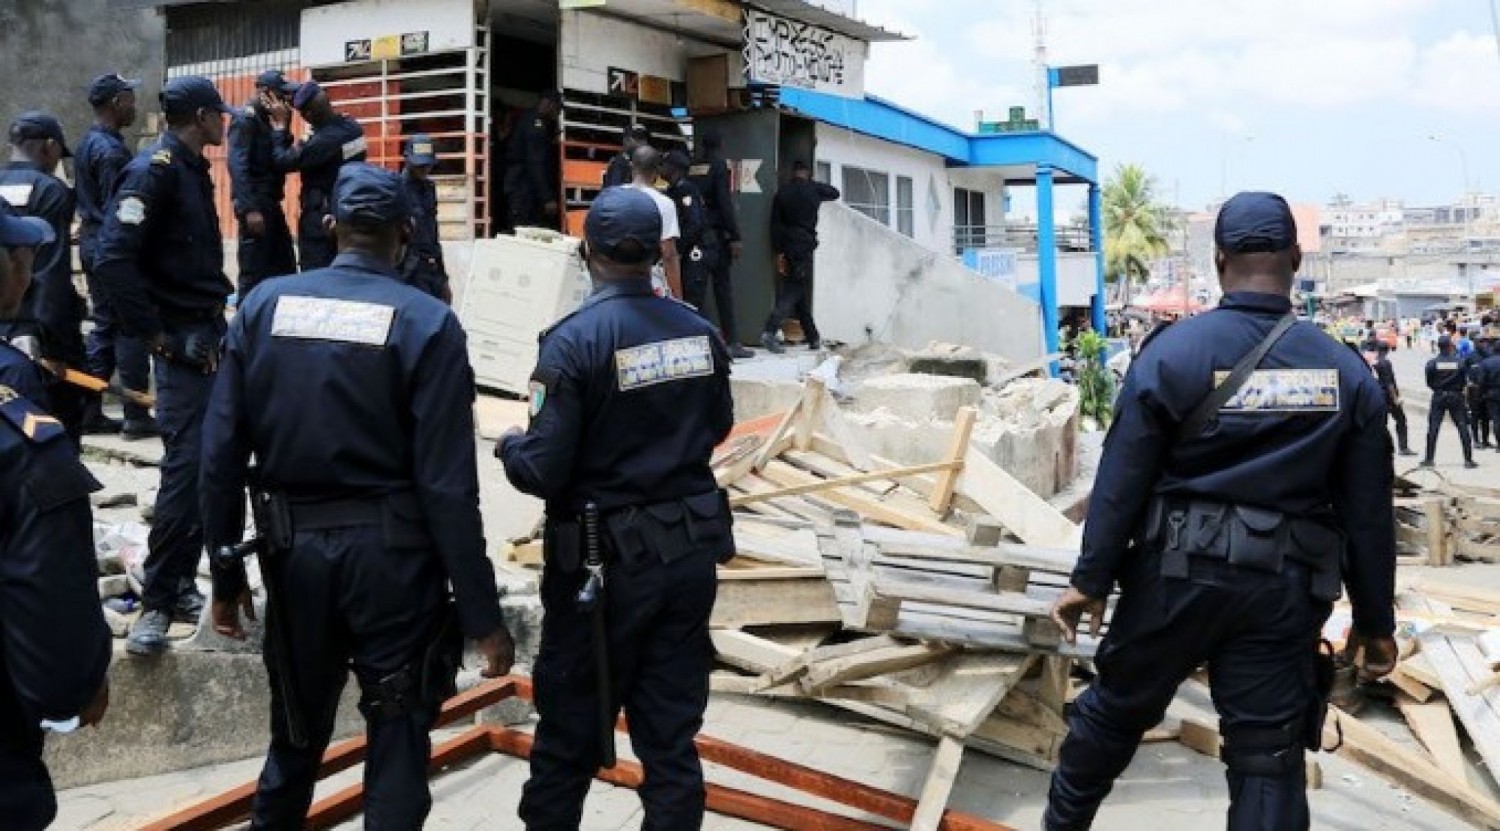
left=978, top=107, right=1040, bottom=134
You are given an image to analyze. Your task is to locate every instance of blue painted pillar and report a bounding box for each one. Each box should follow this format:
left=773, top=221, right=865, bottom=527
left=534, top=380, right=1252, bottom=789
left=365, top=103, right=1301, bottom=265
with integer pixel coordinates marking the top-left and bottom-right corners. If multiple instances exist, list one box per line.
left=1089, top=183, right=1107, bottom=334
left=1036, top=164, right=1060, bottom=368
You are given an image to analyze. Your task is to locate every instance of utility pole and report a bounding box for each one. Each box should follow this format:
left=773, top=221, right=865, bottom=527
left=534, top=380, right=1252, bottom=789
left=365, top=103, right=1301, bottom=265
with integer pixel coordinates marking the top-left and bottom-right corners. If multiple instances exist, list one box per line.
left=1033, top=0, right=1049, bottom=129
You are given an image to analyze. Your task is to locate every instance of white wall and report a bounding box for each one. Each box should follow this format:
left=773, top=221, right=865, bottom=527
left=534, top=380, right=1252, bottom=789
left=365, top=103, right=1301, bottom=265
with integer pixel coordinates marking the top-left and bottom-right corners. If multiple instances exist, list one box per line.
left=562, top=10, right=689, bottom=94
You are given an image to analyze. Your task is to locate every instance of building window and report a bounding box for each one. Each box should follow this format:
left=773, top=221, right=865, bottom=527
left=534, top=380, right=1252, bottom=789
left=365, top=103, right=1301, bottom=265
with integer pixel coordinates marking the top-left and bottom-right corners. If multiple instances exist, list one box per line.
left=896, top=175, right=914, bottom=237
left=815, top=161, right=832, bottom=184
left=843, top=165, right=891, bottom=226
left=954, top=187, right=987, bottom=249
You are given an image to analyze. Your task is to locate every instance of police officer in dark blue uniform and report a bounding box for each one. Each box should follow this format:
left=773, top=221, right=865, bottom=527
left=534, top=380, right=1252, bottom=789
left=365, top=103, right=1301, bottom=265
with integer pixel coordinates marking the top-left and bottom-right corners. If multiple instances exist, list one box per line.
left=398, top=134, right=452, bottom=304
left=1, top=112, right=86, bottom=443
left=0, top=204, right=56, bottom=415
left=1479, top=331, right=1500, bottom=455
left=1424, top=333, right=1478, bottom=468
left=0, top=193, right=114, bottom=831
left=688, top=129, right=753, bottom=359
left=1372, top=342, right=1415, bottom=455
left=602, top=124, right=649, bottom=190
left=94, top=75, right=235, bottom=656
left=77, top=72, right=155, bottom=438
left=503, top=89, right=561, bottom=231
left=202, top=163, right=513, bottom=829
left=661, top=149, right=714, bottom=316
left=229, top=69, right=301, bottom=298
left=761, top=161, right=839, bottom=354
left=1044, top=192, right=1398, bottom=831
left=499, top=187, right=735, bottom=829
left=1468, top=332, right=1493, bottom=449
left=267, top=81, right=367, bottom=270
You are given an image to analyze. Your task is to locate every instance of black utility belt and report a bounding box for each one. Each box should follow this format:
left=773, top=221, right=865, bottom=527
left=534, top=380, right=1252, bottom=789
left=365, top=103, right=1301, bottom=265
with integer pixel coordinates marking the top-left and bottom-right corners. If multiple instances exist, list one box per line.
left=160, top=306, right=226, bottom=328
left=1141, top=497, right=1343, bottom=601
left=544, top=490, right=735, bottom=573
left=281, top=491, right=432, bottom=548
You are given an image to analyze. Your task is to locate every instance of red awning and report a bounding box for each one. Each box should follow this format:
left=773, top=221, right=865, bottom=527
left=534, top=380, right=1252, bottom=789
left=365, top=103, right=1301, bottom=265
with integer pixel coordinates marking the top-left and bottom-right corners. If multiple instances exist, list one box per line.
left=1129, top=291, right=1205, bottom=315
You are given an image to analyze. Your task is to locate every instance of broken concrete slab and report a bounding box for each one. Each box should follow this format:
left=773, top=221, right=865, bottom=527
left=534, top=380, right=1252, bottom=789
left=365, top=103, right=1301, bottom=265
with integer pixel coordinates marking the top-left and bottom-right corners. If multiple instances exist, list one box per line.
left=851, top=373, right=982, bottom=423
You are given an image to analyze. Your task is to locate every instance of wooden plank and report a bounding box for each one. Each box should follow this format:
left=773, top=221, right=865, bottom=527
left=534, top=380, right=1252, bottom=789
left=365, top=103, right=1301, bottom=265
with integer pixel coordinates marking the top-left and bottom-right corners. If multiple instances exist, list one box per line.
left=711, top=629, right=802, bottom=673
left=929, top=406, right=977, bottom=516
left=911, top=736, right=965, bottom=831
left=1422, top=632, right=1500, bottom=785
left=1035, top=655, right=1072, bottom=713
left=1396, top=695, right=1468, bottom=782
left=867, top=579, right=1054, bottom=620
left=1385, top=665, right=1435, bottom=702
left=761, top=461, right=960, bottom=536
left=1427, top=496, right=1451, bottom=566
left=1178, top=718, right=1221, bottom=758
left=730, top=460, right=961, bottom=506
left=764, top=635, right=904, bottom=687
left=736, top=473, right=838, bottom=525
left=752, top=402, right=801, bottom=472
left=711, top=577, right=841, bottom=629
left=954, top=446, right=1081, bottom=548
left=907, top=653, right=1038, bottom=738
left=1401, top=653, right=1442, bottom=690
left=793, top=377, right=826, bottom=451
left=801, top=642, right=954, bottom=693
left=717, top=565, right=825, bottom=581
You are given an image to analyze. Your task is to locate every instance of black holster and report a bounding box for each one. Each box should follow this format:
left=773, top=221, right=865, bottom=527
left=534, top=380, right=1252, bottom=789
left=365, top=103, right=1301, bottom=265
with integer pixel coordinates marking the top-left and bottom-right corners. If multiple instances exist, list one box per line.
left=544, top=490, right=736, bottom=572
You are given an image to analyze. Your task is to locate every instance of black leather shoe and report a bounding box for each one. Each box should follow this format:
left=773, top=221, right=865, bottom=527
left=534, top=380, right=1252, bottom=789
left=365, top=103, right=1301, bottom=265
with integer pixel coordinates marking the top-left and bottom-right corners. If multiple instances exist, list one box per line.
left=82, top=410, right=123, bottom=435
left=122, top=418, right=161, bottom=441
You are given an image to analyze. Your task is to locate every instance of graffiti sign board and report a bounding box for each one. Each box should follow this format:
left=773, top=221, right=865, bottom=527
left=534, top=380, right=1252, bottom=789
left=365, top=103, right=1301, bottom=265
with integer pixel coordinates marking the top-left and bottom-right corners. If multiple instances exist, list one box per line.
left=743, top=9, right=867, bottom=99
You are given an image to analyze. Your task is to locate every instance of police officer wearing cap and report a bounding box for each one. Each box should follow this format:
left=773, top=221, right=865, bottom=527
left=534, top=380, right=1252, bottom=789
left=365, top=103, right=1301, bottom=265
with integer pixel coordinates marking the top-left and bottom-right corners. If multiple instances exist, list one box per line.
left=1478, top=331, right=1500, bottom=455
left=1372, top=342, right=1415, bottom=456
left=229, top=69, right=301, bottom=298
left=0, top=203, right=113, bottom=831
left=95, top=75, right=235, bottom=656
left=1423, top=333, right=1478, bottom=469
left=661, top=149, right=714, bottom=315
left=1, top=111, right=85, bottom=443
left=503, top=89, right=562, bottom=231
left=602, top=124, right=649, bottom=190
left=202, top=163, right=513, bottom=827
left=266, top=80, right=367, bottom=270
left=499, top=187, right=735, bottom=829
left=688, top=129, right=753, bottom=359
left=398, top=134, right=452, bottom=304
left=0, top=203, right=56, bottom=412
left=1468, top=331, right=1494, bottom=450
left=1044, top=192, right=1397, bottom=830
left=77, top=73, right=155, bottom=439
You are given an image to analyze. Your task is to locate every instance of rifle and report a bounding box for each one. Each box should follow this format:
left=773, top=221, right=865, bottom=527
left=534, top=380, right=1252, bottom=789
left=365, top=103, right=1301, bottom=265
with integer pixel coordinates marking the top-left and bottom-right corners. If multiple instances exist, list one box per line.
left=211, top=481, right=307, bottom=748
left=577, top=502, right=616, bottom=769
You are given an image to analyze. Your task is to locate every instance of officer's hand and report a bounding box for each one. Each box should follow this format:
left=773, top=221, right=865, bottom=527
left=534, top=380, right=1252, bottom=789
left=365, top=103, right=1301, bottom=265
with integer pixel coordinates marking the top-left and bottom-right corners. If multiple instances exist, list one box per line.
left=1346, top=631, right=1399, bottom=682
left=148, top=333, right=171, bottom=358
left=730, top=240, right=744, bottom=262
left=211, top=589, right=256, bottom=640
left=1051, top=586, right=1107, bottom=645
left=266, top=98, right=292, bottom=130
left=79, top=679, right=110, bottom=728
left=543, top=200, right=559, bottom=217
left=475, top=626, right=516, bottom=678
left=245, top=211, right=266, bottom=238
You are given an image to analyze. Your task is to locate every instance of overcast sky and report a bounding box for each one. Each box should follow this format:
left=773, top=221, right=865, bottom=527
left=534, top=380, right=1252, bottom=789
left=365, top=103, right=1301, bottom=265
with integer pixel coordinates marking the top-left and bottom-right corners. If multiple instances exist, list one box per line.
left=847, top=0, right=1500, bottom=210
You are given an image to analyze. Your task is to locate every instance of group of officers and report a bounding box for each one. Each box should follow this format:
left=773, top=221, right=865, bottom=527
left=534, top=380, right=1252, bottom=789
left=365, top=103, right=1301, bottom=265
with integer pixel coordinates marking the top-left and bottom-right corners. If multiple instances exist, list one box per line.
left=1369, top=316, right=1500, bottom=467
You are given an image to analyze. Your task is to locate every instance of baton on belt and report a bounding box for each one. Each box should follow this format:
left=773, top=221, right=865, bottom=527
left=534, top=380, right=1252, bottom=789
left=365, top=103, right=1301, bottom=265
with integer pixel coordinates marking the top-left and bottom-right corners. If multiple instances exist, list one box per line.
left=577, top=501, right=616, bottom=769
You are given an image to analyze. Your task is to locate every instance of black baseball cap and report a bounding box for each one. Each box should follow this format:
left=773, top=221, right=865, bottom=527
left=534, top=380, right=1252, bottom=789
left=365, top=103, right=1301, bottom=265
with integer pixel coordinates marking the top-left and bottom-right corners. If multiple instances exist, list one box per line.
left=624, top=125, right=651, bottom=143
left=332, top=163, right=411, bottom=228
left=662, top=149, right=692, bottom=172
left=1438, top=334, right=1454, bottom=349
left=585, top=188, right=662, bottom=264
left=88, top=72, right=141, bottom=106
left=1216, top=191, right=1297, bottom=254
left=0, top=201, right=53, bottom=247
left=9, top=112, right=71, bottom=157
left=292, top=80, right=324, bottom=111
left=254, top=69, right=299, bottom=95
left=160, top=76, right=233, bottom=117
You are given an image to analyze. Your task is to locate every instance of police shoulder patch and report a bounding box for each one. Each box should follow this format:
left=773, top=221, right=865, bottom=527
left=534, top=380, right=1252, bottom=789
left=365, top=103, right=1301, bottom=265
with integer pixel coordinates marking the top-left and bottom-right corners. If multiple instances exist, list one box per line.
left=341, top=135, right=368, bottom=161
left=615, top=335, right=714, bottom=391
left=151, top=149, right=172, bottom=166
left=687, top=163, right=711, bottom=177
left=0, top=183, right=35, bottom=209
left=116, top=196, right=147, bottom=226
left=1213, top=368, right=1340, bottom=413
left=271, top=295, right=395, bottom=347
left=0, top=393, right=65, bottom=444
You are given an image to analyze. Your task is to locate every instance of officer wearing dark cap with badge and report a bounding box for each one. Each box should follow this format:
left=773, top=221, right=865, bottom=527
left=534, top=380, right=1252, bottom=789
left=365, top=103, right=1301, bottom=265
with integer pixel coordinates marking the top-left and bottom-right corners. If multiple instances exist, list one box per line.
left=0, top=203, right=113, bottom=831
left=95, top=75, right=235, bottom=656
left=1044, top=192, right=1397, bottom=831
left=76, top=72, right=156, bottom=439
left=398, top=133, right=452, bottom=303
left=503, top=89, right=562, bottom=230
left=0, top=203, right=56, bottom=411
left=201, top=163, right=513, bottom=828
left=661, top=149, right=715, bottom=315
left=229, top=69, right=301, bottom=298
left=266, top=80, right=367, bottom=270
left=1, top=111, right=86, bottom=443
left=498, top=187, right=735, bottom=829
left=1423, top=333, right=1478, bottom=468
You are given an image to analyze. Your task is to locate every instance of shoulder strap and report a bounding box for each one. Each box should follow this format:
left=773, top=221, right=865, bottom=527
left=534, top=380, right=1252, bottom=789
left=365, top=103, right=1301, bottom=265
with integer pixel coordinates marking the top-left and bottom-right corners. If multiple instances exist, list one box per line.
left=1176, top=314, right=1298, bottom=443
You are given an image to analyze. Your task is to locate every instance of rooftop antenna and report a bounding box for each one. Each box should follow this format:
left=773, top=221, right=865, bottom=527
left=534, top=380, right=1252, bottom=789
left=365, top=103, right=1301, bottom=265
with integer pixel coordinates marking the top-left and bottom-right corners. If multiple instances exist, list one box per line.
left=1033, top=0, right=1049, bottom=127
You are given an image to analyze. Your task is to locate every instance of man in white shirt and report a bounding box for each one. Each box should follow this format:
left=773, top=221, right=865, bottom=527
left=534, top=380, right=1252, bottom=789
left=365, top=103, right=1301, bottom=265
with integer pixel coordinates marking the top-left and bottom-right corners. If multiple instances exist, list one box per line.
left=622, top=146, right=681, bottom=298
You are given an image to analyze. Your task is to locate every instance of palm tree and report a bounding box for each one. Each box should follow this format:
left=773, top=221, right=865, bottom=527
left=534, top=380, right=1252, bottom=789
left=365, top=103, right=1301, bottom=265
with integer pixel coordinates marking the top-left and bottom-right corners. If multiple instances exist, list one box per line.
left=1102, top=163, right=1172, bottom=305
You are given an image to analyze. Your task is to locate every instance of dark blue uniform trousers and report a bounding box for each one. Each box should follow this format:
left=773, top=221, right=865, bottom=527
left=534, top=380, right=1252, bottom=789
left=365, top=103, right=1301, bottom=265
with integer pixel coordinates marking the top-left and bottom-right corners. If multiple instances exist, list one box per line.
left=80, top=238, right=151, bottom=422
left=251, top=524, right=445, bottom=829
left=1046, top=552, right=1331, bottom=831
left=1425, top=390, right=1473, bottom=462
left=0, top=728, right=54, bottom=831
left=142, top=352, right=216, bottom=612
left=236, top=206, right=298, bottom=299
left=520, top=551, right=717, bottom=830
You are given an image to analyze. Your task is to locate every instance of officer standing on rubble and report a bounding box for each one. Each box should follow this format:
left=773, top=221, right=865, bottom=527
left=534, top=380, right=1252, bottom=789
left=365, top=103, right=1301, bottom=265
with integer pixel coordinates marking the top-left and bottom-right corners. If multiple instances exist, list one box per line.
left=1044, top=192, right=1398, bottom=831
left=95, top=75, right=235, bottom=656
left=201, top=163, right=514, bottom=828
left=1372, top=342, right=1415, bottom=456
left=268, top=81, right=367, bottom=270
left=398, top=133, right=452, bottom=303
left=498, top=187, right=735, bottom=829
left=1422, top=333, right=1478, bottom=469
left=688, top=128, right=753, bottom=359
left=228, top=69, right=301, bottom=298
left=0, top=204, right=113, bottom=831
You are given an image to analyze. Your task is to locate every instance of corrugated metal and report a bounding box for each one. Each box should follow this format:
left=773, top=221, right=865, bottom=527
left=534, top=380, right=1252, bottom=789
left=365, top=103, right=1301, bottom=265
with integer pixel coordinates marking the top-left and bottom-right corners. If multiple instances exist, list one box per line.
left=165, top=2, right=301, bottom=65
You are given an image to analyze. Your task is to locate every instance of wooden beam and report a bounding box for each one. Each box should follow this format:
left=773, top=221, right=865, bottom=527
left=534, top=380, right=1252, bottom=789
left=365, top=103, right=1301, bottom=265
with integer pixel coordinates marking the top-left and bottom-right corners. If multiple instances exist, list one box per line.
left=760, top=461, right=960, bottom=536
left=753, top=402, right=802, bottom=472
left=1426, top=496, right=1451, bottom=566
left=1419, top=633, right=1500, bottom=783
left=954, top=446, right=1081, bottom=548
left=730, top=460, right=962, bottom=506
left=1396, top=695, right=1468, bottom=782
left=929, top=406, right=977, bottom=516
left=712, top=574, right=842, bottom=628
left=801, top=642, right=954, bottom=693
left=911, top=736, right=966, bottom=831
left=793, top=376, right=827, bottom=451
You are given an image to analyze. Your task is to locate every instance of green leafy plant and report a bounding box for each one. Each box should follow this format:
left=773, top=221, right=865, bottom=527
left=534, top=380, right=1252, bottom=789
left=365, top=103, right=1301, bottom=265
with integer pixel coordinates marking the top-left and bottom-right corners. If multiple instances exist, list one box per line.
left=1072, top=329, right=1115, bottom=430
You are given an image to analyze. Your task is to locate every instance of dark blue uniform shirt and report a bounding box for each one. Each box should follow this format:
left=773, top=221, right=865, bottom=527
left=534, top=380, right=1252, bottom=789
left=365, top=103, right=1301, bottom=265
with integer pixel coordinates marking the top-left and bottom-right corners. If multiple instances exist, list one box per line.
left=771, top=178, right=840, bottom=258
left=199, top=250, right=502, bottom=637
left=687, top=153, right=741, bottom=242
left=73, top=125, right=132, bottom=244
left=398, top=170, right=447, bottom=298
left=665, top=178, right=709, bottom=250
left=500, top=279, right=734, bottom=514
left=1077, top=291, right=1396, bottom=636
left=504, top=108, right=558, bottom=205
left=0, top=342, right=50, bottom=410
left=227, top=103, right=286, bottom=218
left=0, top=162, right=77, bottom=341
left=272, top=115, right=366, bottom=209
left=602, top=154, right=632, bottom=189
left=93, top=131, right=230, bottom=341
left=1427, top=352, right=1469, bottom=394
left=1479, top=352, right=1500, bottom=400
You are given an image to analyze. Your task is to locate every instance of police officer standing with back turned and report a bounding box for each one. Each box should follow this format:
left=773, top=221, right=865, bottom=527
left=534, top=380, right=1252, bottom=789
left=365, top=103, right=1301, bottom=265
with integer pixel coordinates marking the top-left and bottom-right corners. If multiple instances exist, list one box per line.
left=1373, top=342, right=1415, bottom=456
left=688, top=128, right=753, bottom=359
left=1044, top=193, right=1397, bottom=831
left=1469, top=332, right=1494, bottom=449
left=398, top=133, right=452, bottom=304
left=228, top=69, right=301, bottom=298
left=267, top=81, right=367, bottom=270
left=1, top=112, right=85, bottom=444
left=499, top=187, right=735, bottom=829
left=0, top=204, right=113, bottom=831
left=201, top=164, right=514, bottom=829
left=95, top=75, right=235, bottom=656
left=1479, top=330, right=1500, bottom=456
left=503, top=89, right=562, bottom=231
left=1422, top=333, right=1478, bottom=469
left=761, top=160, right=839, bottom=355
left=77, top=72, right=155, bottom=439
left=661, top=149, right=713, bottom=314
